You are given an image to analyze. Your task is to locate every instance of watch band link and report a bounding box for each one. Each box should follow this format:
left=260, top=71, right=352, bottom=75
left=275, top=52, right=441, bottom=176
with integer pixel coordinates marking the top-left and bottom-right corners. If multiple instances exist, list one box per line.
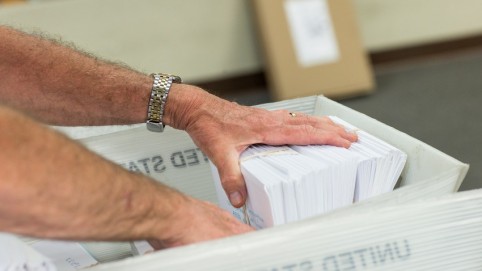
left=146, top=73, right=182, bottom=132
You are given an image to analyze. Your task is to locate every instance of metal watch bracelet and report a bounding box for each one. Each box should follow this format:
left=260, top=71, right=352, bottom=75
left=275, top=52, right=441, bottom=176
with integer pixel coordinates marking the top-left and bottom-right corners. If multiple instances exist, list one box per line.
left=146, top=73, right=182, bottom=132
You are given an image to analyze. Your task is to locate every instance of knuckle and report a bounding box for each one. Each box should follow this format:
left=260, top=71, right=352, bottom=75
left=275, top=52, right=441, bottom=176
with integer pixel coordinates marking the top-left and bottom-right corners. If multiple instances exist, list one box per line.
left=334, top=126, right=346, bottom=134
left=220, top=174, right=242, bottom=188
left=319, top=131, right=338, bottom=141
left=302, top=124, right=317, bottom=133
left=298, top=124, right=317, bottom=138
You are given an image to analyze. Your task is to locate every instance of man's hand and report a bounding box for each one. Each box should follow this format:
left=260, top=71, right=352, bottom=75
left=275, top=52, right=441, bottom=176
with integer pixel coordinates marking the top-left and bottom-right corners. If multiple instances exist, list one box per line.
left=165, top=85, right=358, bottom=208
left=148, top=195, right=253, bottom=249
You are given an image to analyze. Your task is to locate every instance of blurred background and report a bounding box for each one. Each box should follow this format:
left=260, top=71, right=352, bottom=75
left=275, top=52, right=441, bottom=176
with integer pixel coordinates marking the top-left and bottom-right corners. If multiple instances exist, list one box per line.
left=1, top=0, right=481, bottom=191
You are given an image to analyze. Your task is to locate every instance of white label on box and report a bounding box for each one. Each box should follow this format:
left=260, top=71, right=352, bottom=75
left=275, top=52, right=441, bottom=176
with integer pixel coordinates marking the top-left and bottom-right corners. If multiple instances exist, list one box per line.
left=284, top=0, right=339, bottom=67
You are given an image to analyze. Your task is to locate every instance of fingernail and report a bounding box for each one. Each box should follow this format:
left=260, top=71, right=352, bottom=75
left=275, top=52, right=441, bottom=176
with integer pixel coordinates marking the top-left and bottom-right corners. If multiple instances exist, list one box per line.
left=229, top=191, right=242, bottom=206
left=349, top=131, right=358, bottom=141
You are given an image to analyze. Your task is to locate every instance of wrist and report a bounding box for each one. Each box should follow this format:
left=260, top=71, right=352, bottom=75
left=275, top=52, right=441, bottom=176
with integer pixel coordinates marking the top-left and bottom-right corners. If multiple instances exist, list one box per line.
left=162, top=84, right=206, bottom=131
left=143, top=183, right=198, bottom=246
left=132, top=179, right=188, bottom=241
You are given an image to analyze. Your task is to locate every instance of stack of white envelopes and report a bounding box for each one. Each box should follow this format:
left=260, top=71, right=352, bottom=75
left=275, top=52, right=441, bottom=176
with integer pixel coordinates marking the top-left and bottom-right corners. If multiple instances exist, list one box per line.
left=330, top=116, right=408, bottom=201
left=212, top=116, right=407, bottom=229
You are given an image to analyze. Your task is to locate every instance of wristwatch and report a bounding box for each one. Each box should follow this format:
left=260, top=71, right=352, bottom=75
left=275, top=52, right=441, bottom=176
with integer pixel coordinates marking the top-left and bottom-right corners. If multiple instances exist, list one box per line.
left=146, top=73, right=182, bottom=132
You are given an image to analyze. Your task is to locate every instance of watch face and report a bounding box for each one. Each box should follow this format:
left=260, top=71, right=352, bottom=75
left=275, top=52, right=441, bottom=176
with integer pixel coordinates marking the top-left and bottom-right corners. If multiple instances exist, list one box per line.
left=146, top=121, right=164, bottom=133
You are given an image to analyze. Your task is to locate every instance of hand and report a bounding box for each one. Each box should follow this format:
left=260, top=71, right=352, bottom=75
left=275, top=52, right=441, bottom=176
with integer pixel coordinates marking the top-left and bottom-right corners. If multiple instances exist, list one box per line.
left=165, top=85, right=358, bottom=208
left=148, top=195, right=253, bottom=249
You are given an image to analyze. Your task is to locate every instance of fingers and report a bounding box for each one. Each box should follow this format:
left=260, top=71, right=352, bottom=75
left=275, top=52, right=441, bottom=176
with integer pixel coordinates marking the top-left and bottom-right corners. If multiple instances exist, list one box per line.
left=215, top=150, right=248, bottom=208
left=262, top=110, right=358, bottom=147
left=317, top=116, right=358, bottom=142
left=286, top=112, right=357, bottom=140
left=150, top=197, right=254, bottom=249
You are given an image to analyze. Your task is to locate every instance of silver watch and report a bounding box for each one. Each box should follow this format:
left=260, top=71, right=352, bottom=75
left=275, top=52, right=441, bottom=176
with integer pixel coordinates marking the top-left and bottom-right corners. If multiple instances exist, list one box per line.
left=146, top=73, right=182, bottom=132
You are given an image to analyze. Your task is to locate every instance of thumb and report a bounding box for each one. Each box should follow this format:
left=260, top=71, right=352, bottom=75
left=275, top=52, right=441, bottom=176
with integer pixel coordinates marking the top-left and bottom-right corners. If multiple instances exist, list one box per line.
left=216, top=150, right=247, bottom=208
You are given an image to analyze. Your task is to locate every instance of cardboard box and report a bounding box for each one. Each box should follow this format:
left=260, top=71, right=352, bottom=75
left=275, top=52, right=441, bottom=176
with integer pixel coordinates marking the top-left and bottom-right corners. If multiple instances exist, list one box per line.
left=252, top=0, right=374, bottom=100
left=55, top=95, right=468, bottom=265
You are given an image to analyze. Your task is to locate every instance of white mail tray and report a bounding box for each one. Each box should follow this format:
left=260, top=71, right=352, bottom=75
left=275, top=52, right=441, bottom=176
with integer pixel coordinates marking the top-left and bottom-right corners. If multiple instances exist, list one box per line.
left=55, top=95, right=469, bottom=268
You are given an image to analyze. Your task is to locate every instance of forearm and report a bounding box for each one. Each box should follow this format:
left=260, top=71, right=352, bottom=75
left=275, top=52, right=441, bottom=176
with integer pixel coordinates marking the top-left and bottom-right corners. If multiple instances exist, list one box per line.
left=0, top=26, right=152, bottom=126
left=0, top=26, right=358, bottom=212
left=0, top=106, right=185, bottom=241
